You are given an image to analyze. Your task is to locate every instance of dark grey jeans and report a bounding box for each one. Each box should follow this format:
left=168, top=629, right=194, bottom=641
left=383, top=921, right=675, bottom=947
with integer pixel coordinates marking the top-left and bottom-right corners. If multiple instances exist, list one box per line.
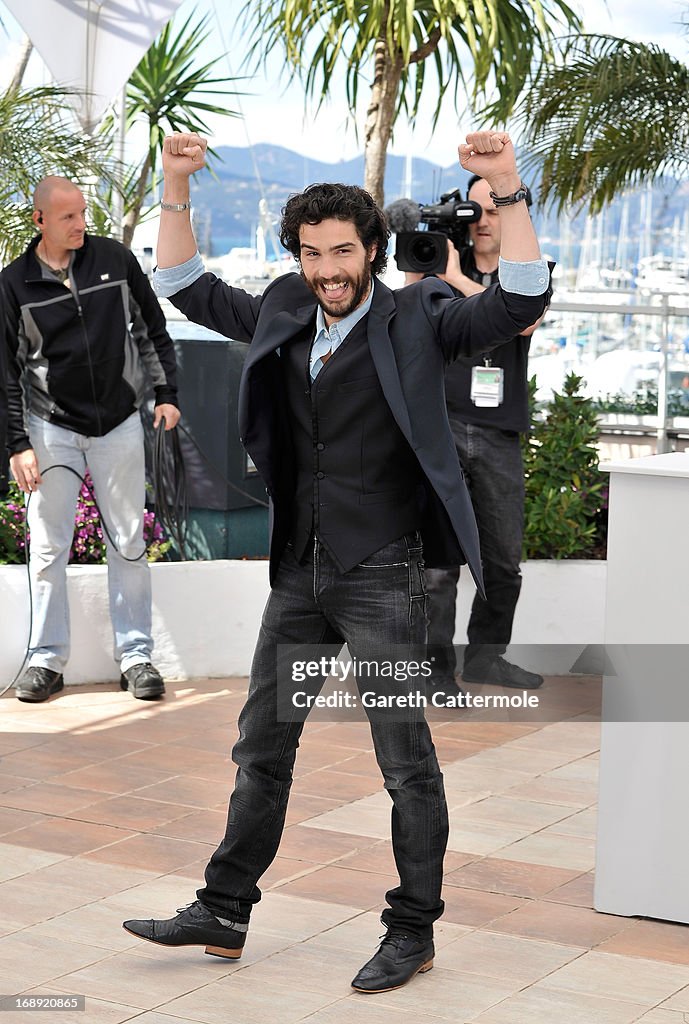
left=198, top=532, right=448, bottom=940
left=426, top=421, right=525, bottom=679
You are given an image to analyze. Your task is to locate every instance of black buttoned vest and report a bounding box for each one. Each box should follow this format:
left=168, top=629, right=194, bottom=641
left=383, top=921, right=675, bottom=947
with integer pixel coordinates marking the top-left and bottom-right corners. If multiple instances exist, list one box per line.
left=283, top=316, right=422, bottom=572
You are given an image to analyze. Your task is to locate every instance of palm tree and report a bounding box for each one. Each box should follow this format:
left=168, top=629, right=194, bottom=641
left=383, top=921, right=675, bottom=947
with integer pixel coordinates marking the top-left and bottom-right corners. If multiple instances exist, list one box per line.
left=518, top=34, right=689, bottom=212
left=244, top=0, right=581, bottom=205
left=0, top=85, right=112, bottom=265
left=115, top=12, right=239, bottom=247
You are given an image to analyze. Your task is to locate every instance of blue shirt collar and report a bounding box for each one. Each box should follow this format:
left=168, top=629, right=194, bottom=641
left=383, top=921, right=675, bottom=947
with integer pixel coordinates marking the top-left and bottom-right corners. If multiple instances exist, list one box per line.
left=314, top=279, right=375, bottom=343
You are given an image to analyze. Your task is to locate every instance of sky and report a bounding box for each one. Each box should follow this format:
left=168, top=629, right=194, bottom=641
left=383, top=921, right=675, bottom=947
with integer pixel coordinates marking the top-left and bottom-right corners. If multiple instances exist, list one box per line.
left=0, top=0, right=687, bottom=169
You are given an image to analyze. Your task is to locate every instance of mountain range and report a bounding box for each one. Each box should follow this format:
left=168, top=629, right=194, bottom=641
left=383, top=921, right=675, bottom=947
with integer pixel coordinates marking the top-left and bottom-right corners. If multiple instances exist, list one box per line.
left=189, top=143, right=689, bottom=264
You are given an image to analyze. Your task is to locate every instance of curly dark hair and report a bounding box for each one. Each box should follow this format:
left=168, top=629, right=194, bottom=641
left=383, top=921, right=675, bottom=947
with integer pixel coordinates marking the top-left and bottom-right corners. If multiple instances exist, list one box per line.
left=279, top=182, right=390, bottom=277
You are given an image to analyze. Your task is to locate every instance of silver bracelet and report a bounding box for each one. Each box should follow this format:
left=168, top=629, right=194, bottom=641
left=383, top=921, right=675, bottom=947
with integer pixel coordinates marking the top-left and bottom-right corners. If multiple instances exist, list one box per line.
left=160, top=200, right=191, bottom=212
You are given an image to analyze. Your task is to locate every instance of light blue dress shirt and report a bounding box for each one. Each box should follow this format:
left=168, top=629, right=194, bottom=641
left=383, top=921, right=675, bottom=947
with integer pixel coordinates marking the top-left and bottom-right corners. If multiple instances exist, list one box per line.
left=154, top=252, right=549, bottom=299
left=309, top=282, right=375, bottom=380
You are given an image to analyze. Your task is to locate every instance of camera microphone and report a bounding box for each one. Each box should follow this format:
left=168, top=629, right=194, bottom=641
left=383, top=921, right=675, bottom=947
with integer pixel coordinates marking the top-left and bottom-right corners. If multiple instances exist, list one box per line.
left=384, top=198, right=422, bottom=234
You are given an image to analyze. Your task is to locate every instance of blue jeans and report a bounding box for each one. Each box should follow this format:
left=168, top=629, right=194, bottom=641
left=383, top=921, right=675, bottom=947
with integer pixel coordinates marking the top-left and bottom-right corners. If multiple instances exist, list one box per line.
left=198, top=532, right=448, bottom=940
left=426, top=421, right=524, bottom=678
left=26, top=413, right=153, bottom=673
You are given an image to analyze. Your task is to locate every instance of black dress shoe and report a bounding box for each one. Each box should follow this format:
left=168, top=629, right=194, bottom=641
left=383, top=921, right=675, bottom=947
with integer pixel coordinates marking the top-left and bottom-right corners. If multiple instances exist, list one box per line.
left=462, top=655, right=543, bottom=689
left=122, top=900, right=247, bottom=959
left=120, top=662, right=165, bottom=700
left=15, top=666, right=64, bottom=703
left=426, top=678, right=465, bottom=708
left=351, top=932, right=434, bottom=993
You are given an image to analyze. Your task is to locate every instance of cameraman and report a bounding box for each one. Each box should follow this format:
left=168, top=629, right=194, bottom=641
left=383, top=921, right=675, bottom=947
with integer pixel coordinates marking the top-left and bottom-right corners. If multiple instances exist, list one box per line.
left=406, top=174, right=551, bottom=695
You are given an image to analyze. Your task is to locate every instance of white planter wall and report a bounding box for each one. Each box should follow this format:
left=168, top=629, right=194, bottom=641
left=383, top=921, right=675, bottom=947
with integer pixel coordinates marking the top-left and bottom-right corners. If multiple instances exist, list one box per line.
left=0, top=558, right=606, bottom=685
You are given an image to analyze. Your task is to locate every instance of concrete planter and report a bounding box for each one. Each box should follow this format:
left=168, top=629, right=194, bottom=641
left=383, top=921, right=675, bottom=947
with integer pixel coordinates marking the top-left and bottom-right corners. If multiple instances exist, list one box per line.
left=0, top=557, right=606, bottom=685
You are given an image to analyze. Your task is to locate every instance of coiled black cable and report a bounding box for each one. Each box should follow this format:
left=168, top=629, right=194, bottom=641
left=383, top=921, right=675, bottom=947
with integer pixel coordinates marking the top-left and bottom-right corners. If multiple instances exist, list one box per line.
left=3, top=417, right=269, bottom=697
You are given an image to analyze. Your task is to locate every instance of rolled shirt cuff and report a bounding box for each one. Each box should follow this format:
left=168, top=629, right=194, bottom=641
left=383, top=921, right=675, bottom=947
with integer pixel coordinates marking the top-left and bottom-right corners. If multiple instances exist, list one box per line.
left=498, top=257, right=550, bottom=296
left=154, top=251, right=206, bottom=298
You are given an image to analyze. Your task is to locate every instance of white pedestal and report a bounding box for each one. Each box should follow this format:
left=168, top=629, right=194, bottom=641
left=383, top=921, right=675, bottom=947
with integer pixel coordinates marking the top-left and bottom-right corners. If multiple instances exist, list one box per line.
left=594, top=452, right=689, bottom=922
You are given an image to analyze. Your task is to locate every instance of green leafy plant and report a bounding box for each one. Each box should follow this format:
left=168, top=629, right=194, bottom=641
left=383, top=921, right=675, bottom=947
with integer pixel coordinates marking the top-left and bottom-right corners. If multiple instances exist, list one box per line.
left=593, top=386, right=689, bottom=417
left=0, top=475, right=169, bottom=565
left=245, top=0, right=581, bottom=205
left=523, top=372, right=607, bottom=558
left=0, top=84, right=114, bottom=264
left=110, top=12, right=239, bottom=247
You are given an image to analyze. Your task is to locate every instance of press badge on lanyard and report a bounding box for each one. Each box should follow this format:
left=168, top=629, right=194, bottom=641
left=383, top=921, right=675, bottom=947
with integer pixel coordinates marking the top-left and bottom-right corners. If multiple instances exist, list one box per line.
left=471, top=361, right=504, bottom=407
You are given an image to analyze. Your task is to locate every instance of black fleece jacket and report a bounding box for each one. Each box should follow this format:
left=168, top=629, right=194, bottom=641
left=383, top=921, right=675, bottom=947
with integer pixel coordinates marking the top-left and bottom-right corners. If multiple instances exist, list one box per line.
left=2, top=233, right=177, bottom=454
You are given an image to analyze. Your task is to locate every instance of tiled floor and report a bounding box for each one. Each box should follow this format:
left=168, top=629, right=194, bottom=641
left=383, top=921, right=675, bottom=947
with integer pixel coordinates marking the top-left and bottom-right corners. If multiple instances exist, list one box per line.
left=1, top=675, right=689, bottom=1023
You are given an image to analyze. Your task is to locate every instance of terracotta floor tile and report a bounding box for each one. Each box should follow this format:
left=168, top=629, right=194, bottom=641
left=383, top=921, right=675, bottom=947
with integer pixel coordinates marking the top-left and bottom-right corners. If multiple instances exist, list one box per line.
left=70, top=794, right=192, bottom=831
left=150, top=808, right=228, bottom=844
left=447, top=819, right=532, bottom=856
left=57, top=762, right=175, bottom=794
left=456, top=796, right=573, bottom=832
left=490, top=900, right=636, bottom=947
left=82, top=832, right=214, bottom=871
left=0, top=930, right=111, bottom=990
left=128, top=775, right=231, bottom=808
left=632, top=1010, right=689, bottom=1023
left=8, top=818, right=134, bottom=856
left=299, top=998, right=451, bottom=1024
left=0, top=781, right=105, bottom=815
left=432, top=736, right=490, bottom=764
left=272, top=864, right=398, bottom=909
left=290, top=741, right=366, bottom=772
left=0, top=746, right=102, bottom=780
left=284, top=793, right=352, bottom=827
left=161, top=974, right=334, bottom=1024
left=441, top=885, right=526, bottom=928
left=366, top=967, right=522, bottom=1020
left=0, top=873, right=111, bottom=930
left=505, top=774, right=598, bottom=808
left=0, top=774, right=36, bottom=794
left=510, top=721, right=601, bottom=757
left=24, top=902, right=141, bottom=952
left=110, top=744, right=227, bottom=774
left=432, top=721, right=537, bottom=745
left=20, top=993, right=144, bottom=1024
left=441, top=762, right=537, bottom=796
left=435, top=928, right=583, bottom=983
left=493, top=831, right=596, bottom=872
left=0, top=840, right=67, bottom=882
left=444, top=857, right=581, bottom=899
left=30, top=857, right=158, bottom=900
left=543, top=871, right=596, bottom=908
left=461, top=745, right=581, bottom=775
left=296, top=769, right=382, bottom=802
left=662, top=982, right=689, bottom=1010
left=277, top=824, right=378, bottom=863
left=258, top=890, right=364, bottom=941
left=598, top=919, right=689, bottom=966
left=470, top=985, right=649, bottom=1024
left=539, top=949, right=689, bottom=1005
left=312, top=750, right=378, bottom=778
left=55, top=952, right=233, bottom=1011
left=260, top=856, right=318, bottom=889
left=0, top=806, right=50, bottom=835
left=545, top=806, right=598, bottom=839
left=310, top=722, right=373, bottom=750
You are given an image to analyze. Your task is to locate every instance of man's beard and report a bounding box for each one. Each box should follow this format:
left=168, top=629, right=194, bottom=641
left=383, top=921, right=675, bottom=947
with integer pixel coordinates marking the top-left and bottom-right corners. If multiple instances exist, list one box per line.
left=303, top=261, right=372, bottom=320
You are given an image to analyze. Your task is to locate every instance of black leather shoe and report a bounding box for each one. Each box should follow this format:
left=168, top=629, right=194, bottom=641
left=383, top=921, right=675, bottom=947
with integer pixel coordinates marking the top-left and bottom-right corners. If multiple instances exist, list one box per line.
left=426, top=678, right=465, bottom=708
left=15, top=666, right=64, bottom=703
left=120, top=662, right=165, bottom=700
left=351, top=933, right=434, bottom=993
left=122, top=900, right=247, bottom=959
left=462, top=656, right=543, bottom=689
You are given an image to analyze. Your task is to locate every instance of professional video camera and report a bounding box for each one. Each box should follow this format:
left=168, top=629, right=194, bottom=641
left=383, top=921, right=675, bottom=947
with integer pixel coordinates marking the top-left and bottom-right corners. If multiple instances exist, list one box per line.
left=385, top=190, right=482, bottom=275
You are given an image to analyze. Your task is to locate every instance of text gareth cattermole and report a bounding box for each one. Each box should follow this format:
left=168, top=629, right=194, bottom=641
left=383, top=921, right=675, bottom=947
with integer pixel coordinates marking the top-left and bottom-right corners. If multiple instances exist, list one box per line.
left=290, top=657, right=433, bottom=683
